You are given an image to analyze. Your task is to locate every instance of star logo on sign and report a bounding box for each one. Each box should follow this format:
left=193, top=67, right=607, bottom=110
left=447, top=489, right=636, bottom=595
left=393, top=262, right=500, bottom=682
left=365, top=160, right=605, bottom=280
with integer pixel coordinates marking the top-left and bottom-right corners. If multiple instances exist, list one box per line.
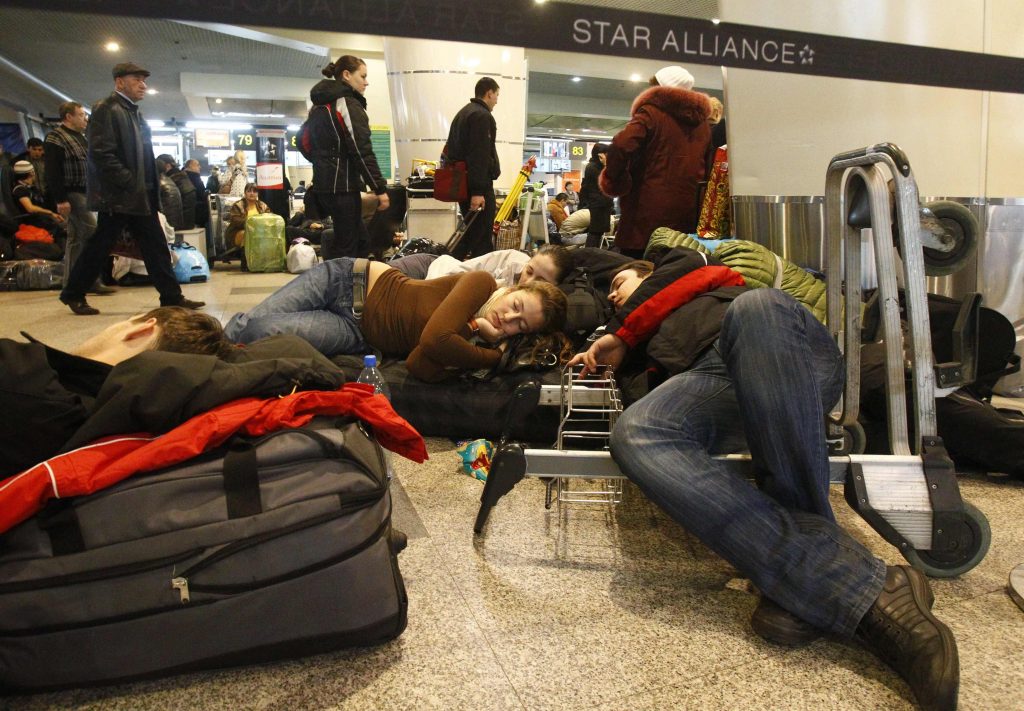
left=799, top=45, right=815, bottom=64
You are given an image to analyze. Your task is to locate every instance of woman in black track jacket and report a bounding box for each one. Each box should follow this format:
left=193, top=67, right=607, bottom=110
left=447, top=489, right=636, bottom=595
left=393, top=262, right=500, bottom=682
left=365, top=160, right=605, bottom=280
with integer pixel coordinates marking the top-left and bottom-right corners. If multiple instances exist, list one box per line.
left=305, top=55, right=389, bottom=259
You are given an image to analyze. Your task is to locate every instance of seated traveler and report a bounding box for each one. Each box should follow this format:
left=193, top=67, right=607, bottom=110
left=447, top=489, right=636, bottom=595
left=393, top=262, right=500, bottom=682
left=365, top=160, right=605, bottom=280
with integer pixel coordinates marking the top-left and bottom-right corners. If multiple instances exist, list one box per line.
left=224, top=257, right=568, bottom=382
left=572, top=249, right=959, bottom=711
left=225, top=182, right=270, bottom=266
left=287, top=209, right=330, bottom=245
left=10, top=160, right=65, bottom=237
left=547, top=192, right=569, bottom=231
left=560, top=208, right=591, bottom=236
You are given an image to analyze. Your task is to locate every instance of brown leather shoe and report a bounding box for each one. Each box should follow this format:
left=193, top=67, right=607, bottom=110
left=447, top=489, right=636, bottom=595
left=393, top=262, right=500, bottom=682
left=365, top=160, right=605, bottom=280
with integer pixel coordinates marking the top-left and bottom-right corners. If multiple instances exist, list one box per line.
left=857, top=566, right=958, bottom=711
left=175, top=298, right=205, bottom=310
left=60, top=296, right=99, bottom=315
left=751, top=596, right=821, bottom=647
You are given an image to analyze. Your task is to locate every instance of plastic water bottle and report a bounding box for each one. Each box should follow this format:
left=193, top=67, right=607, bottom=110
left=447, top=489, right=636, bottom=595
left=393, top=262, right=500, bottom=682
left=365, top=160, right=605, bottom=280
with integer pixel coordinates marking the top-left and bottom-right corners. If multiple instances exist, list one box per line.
left=356, top=354, right=393, bottom=479
left=356, top=354, right=391, bottom=400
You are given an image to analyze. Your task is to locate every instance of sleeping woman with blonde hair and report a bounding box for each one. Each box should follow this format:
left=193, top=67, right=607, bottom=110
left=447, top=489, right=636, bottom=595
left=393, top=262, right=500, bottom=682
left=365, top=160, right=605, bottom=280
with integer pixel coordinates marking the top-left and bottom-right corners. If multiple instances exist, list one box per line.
left=225, top=257, right=568, bottom=382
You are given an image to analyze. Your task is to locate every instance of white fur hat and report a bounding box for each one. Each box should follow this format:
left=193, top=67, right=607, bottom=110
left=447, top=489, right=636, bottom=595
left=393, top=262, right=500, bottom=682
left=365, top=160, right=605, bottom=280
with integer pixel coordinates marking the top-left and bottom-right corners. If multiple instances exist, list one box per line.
left=654, top=65, right=695, bottom=91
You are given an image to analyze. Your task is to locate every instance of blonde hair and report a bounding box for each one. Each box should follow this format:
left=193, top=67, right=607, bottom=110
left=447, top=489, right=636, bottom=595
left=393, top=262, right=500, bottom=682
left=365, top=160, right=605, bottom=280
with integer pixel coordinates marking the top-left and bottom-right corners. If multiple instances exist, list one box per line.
left=476, top=282, right=568, bottom=334
left=476, top=286, right=509, bottom=320
left=708, top=97, right=724, bottom=124
left=233, top=149, right=246, bottom=166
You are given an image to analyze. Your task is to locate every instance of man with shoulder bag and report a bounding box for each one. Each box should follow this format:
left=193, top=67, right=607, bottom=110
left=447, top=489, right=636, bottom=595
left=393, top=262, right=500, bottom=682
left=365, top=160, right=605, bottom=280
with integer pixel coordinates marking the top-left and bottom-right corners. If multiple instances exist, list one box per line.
left=444, top=77, right=501, bottom=260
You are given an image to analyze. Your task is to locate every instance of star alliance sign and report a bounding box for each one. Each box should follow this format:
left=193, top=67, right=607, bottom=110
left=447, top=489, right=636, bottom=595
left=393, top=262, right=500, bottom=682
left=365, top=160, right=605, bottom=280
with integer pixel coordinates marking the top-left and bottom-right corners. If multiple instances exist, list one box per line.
left=572, top=19, right=814, bottom=67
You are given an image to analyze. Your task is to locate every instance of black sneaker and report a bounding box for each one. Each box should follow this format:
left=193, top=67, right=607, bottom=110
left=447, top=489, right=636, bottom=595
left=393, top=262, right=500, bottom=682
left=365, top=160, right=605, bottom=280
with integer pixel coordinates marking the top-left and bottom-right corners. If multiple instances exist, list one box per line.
left=857, top=566, right=958, bottom=711
left=751, top=596, right=821, bottom=647
left=60, top=296, right=99, bottom=315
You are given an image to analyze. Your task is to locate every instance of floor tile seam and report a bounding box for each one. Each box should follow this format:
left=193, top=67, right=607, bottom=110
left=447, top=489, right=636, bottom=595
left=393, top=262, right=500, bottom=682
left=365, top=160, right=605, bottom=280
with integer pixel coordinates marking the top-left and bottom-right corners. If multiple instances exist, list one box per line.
left=938, top=584, right=1020, bottom=608
left=414, top=534, right=531, bottom=711
left=576, top=646, right=778, bottom=710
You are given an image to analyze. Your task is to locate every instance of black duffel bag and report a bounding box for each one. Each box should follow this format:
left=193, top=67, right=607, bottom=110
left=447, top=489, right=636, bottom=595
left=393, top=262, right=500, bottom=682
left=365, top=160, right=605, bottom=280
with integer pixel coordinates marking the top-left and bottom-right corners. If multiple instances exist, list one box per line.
left=0, top=417, right=408, bottom=692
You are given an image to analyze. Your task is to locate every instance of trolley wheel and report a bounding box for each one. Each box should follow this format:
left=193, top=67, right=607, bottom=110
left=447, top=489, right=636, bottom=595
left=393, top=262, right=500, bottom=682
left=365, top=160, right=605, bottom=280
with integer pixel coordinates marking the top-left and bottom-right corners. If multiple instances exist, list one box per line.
left=844, top=422, right=867, bottom=455
left=902, top=502, right=991, bottom=578
left=919, top=200, right=979, bottom=276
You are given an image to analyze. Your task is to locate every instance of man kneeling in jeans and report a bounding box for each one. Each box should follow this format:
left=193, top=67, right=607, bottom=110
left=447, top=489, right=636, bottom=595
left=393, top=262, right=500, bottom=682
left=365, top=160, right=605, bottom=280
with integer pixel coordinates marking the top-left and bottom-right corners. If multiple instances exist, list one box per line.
left=571, top=249, right=958, bottom=711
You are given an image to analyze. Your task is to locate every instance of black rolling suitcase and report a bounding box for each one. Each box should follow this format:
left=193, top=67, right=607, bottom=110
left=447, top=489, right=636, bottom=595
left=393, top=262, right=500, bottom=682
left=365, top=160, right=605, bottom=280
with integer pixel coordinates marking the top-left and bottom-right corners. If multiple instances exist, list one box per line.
left=0, top=417, right=408, bottom=692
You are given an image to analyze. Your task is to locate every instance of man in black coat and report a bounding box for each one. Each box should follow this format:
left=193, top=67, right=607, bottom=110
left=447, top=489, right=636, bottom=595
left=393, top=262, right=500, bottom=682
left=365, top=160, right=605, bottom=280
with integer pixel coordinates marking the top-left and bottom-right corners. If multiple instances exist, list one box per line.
left=445, top=77, right=501, bottom=260
left=157, top=154, right=197, bottom=230
left=58, top=62, right=203, bottom=316
left=183, top=159, right=210, bottom=228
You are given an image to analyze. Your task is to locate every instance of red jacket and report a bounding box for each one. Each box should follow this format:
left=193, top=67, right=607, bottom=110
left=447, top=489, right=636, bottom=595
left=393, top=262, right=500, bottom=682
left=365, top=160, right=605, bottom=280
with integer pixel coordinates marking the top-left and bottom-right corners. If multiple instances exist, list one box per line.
left=601, top=85, right=711, bottom=252
left=0, top=384, right=427, bottom=535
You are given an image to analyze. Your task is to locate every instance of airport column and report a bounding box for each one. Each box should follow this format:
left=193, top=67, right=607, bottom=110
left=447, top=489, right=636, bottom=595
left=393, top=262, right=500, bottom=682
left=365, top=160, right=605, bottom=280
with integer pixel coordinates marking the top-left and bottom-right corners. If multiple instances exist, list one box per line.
left=383, top=38, right=527, bottom=196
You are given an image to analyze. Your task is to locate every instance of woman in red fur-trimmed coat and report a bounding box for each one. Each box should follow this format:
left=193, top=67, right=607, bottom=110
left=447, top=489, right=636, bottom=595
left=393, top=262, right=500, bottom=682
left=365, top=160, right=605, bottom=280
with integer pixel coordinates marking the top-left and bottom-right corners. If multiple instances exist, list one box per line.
left=600, top=66, right=711, bottom=258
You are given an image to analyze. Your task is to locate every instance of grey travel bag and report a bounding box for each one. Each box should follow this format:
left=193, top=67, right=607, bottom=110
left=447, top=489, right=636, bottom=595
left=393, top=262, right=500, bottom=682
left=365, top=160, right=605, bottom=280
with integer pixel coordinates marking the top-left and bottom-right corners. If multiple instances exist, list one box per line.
left=0, top=416, right=408, bottom=692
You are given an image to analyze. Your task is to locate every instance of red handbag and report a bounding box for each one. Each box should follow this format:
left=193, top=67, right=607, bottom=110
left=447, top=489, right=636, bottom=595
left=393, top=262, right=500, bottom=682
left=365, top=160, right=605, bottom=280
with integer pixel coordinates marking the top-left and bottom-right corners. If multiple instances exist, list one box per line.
left=432, top=145, right=468, bottom=202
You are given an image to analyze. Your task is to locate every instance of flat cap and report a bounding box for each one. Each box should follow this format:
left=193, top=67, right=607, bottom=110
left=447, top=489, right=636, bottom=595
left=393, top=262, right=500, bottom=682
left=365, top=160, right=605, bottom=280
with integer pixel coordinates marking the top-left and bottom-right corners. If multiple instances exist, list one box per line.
left=112, top=62, right=150, bottom=79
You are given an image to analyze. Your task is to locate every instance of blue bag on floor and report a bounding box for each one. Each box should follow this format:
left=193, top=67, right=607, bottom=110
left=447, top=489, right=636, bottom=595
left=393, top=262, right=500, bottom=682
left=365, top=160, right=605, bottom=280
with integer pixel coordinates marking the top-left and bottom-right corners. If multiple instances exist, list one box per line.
left=171, top=242, right=210, bottom=283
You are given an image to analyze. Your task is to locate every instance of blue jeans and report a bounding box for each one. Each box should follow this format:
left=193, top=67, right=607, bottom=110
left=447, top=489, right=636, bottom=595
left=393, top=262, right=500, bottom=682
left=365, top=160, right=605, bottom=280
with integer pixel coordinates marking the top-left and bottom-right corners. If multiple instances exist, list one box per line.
left=224, top=259, right=368, bottom=356
left=611, top=289, right=886, bottom=637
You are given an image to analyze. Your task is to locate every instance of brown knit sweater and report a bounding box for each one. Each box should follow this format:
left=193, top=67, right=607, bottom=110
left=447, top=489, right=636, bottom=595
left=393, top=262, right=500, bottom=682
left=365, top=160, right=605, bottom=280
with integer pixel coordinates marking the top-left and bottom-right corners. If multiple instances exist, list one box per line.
left=361, top=268, right=502, bottom=382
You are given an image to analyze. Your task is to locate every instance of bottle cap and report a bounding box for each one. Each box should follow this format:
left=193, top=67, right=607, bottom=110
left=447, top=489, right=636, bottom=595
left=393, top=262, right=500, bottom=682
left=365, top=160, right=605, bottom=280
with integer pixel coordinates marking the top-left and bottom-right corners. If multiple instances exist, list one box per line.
left=363, top=354, right=377, bottom=367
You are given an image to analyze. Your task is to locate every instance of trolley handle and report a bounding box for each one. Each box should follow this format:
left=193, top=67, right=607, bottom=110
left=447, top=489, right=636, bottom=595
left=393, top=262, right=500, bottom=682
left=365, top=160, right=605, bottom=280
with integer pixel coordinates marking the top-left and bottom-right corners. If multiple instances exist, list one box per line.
left=831, top=142, right=911, bottom=176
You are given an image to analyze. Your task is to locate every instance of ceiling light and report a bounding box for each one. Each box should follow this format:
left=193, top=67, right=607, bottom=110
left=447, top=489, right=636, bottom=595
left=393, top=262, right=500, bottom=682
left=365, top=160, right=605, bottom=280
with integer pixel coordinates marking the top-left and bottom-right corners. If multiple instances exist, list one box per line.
left=711, top=17, right=721, bottom=24
left=571, top=76, right=582, bottom=83
left=534, top=0, right=548, bottom=4
left=212, top=111, right=285, bottom=119
left=104, top=41, right=120, bottom=52
left=146, top=119, right=165, bottom=128
left=147, top=88, right=158, bottom=95
left=215, top=98, right=223, bottom=104
left=186, top=120, right=253, bottom=130
left=629, top=73, right=642, bottom=82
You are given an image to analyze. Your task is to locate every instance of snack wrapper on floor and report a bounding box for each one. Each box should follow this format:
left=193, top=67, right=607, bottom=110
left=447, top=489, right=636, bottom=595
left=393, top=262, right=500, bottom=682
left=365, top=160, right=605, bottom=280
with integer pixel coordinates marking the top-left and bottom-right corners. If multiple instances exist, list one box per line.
left=456, top=438, right=495, bottom=482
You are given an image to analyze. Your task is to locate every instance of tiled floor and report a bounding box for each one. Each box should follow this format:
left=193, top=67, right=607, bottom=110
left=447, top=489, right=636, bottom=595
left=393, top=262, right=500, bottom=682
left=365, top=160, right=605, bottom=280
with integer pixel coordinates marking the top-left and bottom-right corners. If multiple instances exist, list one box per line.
left=3, top=266, right=1024, bottom=710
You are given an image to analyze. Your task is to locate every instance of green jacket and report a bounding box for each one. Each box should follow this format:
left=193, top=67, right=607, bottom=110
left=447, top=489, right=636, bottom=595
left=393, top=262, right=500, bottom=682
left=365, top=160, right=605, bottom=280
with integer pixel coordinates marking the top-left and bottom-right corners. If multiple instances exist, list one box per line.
left=646, top=228, right=828, bottom=323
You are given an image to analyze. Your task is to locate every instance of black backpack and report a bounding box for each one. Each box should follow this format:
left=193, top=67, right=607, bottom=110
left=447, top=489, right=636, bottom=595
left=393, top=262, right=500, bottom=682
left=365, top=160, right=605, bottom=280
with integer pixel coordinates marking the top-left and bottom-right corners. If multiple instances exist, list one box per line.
left=559, top=267, right=611, bottom=347
left=297, top=104, right=342, bottom=162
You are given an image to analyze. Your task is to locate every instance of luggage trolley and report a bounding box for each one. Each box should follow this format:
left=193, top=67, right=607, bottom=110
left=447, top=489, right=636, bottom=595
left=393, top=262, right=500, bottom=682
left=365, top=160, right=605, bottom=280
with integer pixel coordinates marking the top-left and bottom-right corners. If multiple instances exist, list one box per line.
left=825, top=142, right=988, bottom=577
left=475, top=143, right=991, bottom=579
left=403, top=181, right=459, bottom=246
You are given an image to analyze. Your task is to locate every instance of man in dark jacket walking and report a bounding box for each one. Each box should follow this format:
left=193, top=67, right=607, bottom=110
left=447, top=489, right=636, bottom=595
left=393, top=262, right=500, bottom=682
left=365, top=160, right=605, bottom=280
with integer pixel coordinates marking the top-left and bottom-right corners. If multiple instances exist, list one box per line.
left=574, top=251, right=961, bottom=711
left=59, top=62, right=203, bottom=315
left=445, top=77, right=501, bottom=260
left=44, top=100, right=116, bottom=295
